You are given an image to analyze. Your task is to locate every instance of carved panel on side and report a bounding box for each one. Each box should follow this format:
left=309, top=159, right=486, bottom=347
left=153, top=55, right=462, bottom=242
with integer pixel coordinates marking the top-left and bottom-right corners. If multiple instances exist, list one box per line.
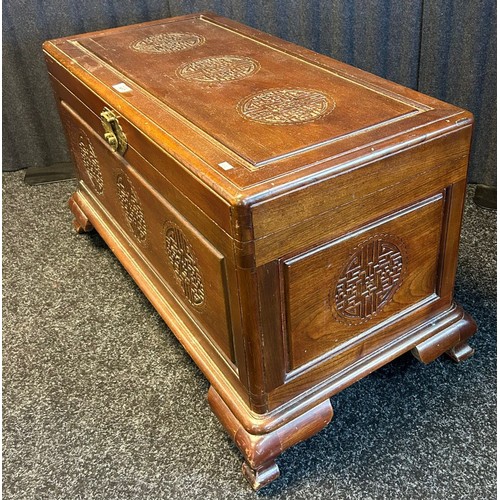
left=282, top=194, right=445, bottom=370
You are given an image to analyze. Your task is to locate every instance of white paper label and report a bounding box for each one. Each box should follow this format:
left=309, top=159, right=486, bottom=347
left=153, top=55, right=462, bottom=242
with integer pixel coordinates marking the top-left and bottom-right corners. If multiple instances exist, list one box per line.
left=112, top=82, right=132, bottom=93
left=218, top=161, right=234, bottom=171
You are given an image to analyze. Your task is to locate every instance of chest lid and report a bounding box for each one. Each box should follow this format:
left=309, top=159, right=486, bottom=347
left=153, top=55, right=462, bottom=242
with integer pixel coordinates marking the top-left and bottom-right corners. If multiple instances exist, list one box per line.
left=44, top=12, right=471, bottom=205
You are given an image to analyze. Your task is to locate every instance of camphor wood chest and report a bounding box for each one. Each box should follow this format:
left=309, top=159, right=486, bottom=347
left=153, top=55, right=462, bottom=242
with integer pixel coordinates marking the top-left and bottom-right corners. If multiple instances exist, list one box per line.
left=44, top=13, right=477, bottom=489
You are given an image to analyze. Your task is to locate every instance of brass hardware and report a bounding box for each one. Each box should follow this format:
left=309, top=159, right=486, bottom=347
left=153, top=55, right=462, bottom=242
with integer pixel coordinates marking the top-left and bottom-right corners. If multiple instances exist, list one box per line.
left=100, top=107, right=127, bottom=155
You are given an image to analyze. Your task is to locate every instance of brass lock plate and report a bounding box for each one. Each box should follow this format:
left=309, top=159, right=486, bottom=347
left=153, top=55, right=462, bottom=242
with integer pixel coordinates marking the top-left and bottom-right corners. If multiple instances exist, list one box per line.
left=100, top=107, right=127, bottom=155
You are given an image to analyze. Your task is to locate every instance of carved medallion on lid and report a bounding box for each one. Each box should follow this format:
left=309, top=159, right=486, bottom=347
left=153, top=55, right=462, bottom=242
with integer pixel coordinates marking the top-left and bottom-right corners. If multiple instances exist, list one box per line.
left=130, top=32, right=205, bottom=54
left=165, top=224, right=205, bottom=307
left=238, top=88, right=333, bottom=125
left=116, top=173, right=147, bottom=243
left=331, top=234, right=406, bottom=324
left=177, top=55, right=260, bottom=83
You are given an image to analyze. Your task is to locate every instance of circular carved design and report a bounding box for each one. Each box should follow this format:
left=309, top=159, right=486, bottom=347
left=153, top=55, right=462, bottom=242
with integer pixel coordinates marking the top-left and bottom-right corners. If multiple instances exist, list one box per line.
left=238, top=88, right=332, bottom=125
left=177, top=55, right=260, bottom=83
left=165, top=225, right=205, bottom=307
left=116, top=173, right=147, bottom=243
left=130, top=32, right=205, bottom=54
left=65, top=121, right=105, bottom=195
left=78, top=134, right=104, bottom=195
left=331, top=234, right=406, bottom=324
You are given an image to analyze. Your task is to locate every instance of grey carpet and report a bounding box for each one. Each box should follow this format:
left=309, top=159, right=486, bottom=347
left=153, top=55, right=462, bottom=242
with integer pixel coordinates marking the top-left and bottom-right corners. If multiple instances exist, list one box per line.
left=3, top=170, right=496, bottom=499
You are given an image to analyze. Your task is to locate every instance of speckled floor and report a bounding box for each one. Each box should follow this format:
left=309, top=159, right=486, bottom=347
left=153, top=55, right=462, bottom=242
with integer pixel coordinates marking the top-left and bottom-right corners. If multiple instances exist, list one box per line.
left=3, top=171, right=496, bottom=499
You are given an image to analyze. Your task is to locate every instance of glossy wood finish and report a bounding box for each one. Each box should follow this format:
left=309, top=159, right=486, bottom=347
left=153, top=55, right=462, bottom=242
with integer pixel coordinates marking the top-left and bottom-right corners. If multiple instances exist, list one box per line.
left=76, top=19, right=418, bottom=168
left=44, top=13, right=477, bottom=489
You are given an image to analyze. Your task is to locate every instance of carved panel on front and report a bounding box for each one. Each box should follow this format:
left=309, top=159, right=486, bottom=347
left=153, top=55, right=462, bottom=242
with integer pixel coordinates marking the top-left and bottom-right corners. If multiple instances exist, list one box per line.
left=165, top=224, right=205, bottom=307
left=116, top=172, right=147, bottom=243
left=78, top=134, right=104, bottom=195
left=59, top=101, right=234, bottom=362
left=110, top=165, right=234, bottom=360
left=65, top=118, right=104, bottom=195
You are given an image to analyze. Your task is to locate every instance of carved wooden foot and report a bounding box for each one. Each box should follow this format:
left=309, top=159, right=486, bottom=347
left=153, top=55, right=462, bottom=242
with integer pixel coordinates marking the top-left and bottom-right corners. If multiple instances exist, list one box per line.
left=411, top=305, right=477, bottom=364
left=446, top=341, right=475, bottom=363
left=242, top=460, right=280, bottom=491
left=207, top=386, right=333, bottom=490
left=68, top=193, right=93, bottom=233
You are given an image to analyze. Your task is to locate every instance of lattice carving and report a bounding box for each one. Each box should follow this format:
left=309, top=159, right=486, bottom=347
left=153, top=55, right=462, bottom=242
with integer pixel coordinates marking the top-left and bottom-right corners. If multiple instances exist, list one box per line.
left=238, top=88, right=332, bottom=125
left=116, top=173, right=147, bottom=243
left=165, top=225, right=205, bottom=307
left=177, top=55, right=260, bottom=83
left=78, top=135, right=104, bottom=195
left=332, top=235, right=405, bottom=324
left=65, top=121, right=104, bottom=195
left=130, top=32, right=205, bottom=54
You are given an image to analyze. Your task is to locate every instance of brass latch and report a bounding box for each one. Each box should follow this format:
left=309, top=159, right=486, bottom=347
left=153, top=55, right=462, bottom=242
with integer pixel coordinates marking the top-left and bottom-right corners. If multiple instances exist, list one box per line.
left=100, top=107, right=127, bottom=155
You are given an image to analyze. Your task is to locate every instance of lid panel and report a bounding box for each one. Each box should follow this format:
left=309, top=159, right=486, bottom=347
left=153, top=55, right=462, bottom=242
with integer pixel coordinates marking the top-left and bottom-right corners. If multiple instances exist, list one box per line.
left=77, top=16, right=422, bottom=168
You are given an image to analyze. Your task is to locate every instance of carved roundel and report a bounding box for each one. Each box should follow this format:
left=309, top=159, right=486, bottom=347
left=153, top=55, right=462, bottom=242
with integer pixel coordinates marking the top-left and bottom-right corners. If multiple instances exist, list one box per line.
left=331, top=234, right=406, bottom=324
left=238, top=88, right=333, bottom=125
left=65, top=122, right=104, bottom=195
left=165, top=224, right=205, bottom=307
left=116, top=173, right=147, bottom=243
left=177, top=55, right=260, bottom=83
left=78, top=134, right=104, bottom=195
left=130, top=32, right=205, bottom=54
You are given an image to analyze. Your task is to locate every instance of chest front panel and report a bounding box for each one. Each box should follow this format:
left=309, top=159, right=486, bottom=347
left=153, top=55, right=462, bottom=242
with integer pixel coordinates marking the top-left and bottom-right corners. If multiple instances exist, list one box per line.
left=59, top=98, right=237, bottom=368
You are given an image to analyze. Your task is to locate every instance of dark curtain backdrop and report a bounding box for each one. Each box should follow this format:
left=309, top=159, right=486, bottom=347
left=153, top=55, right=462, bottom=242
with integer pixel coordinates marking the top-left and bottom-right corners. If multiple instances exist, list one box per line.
left=3, top=0, right=496, bottom=184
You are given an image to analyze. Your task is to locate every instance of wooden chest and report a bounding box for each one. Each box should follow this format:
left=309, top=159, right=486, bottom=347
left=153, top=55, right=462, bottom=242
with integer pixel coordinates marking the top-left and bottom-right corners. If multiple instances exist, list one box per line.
left=43, top=13, right=477, bottom=489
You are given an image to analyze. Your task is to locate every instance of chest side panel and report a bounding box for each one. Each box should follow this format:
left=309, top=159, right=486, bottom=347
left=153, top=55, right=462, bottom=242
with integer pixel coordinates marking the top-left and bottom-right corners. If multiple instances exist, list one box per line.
left=283, top=195, right=443, bottom=370
left=249, top=126, right=472, bottom=405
